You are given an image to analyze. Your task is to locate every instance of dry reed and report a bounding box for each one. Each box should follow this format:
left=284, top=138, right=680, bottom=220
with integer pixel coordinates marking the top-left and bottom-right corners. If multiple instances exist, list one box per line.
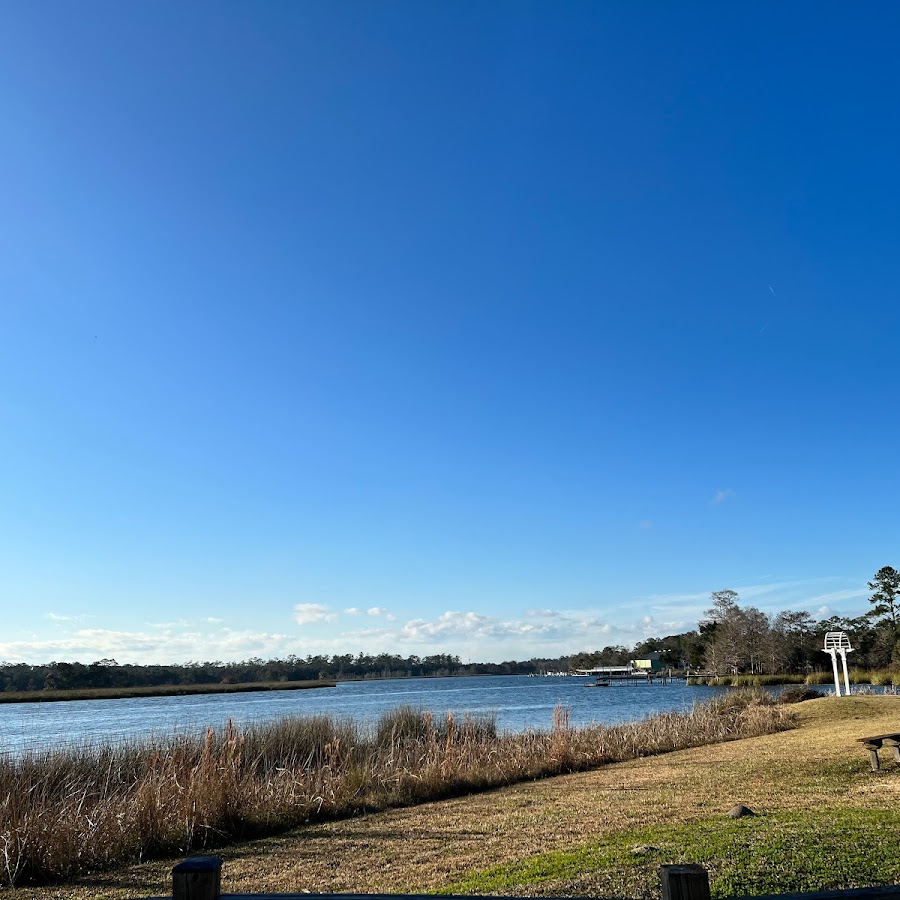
left=0, top=690, right=793, bottom=887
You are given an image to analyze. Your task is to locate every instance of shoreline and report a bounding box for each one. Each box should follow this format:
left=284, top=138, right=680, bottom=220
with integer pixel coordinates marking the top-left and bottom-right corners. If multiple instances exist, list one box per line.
left=1, top=689, right=792, bottom=889
left=9, top=695, right=900, bottom=899
left=0, top=679, right=335, bottom=704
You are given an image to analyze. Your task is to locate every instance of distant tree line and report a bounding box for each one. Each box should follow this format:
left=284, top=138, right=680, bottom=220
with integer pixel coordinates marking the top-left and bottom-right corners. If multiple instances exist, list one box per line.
left=0, top=653, right=571, bottom=693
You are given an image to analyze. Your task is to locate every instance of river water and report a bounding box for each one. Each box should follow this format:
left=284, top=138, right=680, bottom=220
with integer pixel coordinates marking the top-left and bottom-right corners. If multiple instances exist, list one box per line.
left=0, top=675, right=740, bottom=756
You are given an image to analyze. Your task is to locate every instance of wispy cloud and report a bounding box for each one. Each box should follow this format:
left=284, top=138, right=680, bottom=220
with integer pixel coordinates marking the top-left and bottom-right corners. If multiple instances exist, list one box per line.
left=292, top=603, right=336, bottom=625
left=634, top=613, right=693, bottom=635
left=4, top=609, right=620, bottom=665
left=399, top=609, right=612, bottom=645
left=366, top=607, right=396, bottom=621
left=0, top=627, right=297, bottom=666
left=6, top=575, right=872, bottom=666
left=637, top=519, right=654, bottom=529
left=803, top=587, right=869, bottom=607
left=641, top=577, right=870, bottom=622
left=711, top=488, right=735, bottom=504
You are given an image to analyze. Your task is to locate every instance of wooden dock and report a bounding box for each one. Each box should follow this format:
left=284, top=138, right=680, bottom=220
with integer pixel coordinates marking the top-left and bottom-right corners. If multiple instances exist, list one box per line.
left=574, top=666, right=675, bottom=684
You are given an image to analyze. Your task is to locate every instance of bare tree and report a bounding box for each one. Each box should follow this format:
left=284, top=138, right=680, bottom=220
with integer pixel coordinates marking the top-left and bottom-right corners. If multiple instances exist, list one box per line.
left=767, top=610, right=812, bottom=673
left=742, top=606, right=769, bottom=674
left=702, top=590, right=743, bottom=674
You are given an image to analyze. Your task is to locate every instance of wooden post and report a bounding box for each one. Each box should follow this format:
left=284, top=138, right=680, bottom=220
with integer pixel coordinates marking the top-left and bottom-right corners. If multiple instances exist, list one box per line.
left=172, top=856, right=222, bottom=900
left=883, top=738, right=900, bottom=764
left=862, top=741, right=882, bottom=771
left=660, top=864, right=711, bottom=900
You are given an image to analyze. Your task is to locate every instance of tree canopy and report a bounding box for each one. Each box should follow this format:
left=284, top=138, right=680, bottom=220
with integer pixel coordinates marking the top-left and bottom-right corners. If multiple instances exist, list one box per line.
left=868, top=566, right=900, bottom=630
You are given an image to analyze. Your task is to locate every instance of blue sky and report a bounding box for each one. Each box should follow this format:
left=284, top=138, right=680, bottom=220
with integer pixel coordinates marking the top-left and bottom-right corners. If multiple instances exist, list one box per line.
left=1, top=2, right=898, bottom=664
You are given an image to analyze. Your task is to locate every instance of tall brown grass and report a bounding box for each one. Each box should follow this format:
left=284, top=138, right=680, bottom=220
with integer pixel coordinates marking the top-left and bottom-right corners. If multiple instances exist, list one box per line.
left=689, top=674, right=806, bottom=686
left=804, top=667, right=900, bottom=686
left=0, top=691, right=793, bottom=887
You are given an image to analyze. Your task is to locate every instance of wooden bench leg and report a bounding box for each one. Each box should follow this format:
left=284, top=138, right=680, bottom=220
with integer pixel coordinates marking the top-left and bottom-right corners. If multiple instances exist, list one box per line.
left=883, top=739, right=900, bottom=764
left=863, top=743, right=881, bottom=771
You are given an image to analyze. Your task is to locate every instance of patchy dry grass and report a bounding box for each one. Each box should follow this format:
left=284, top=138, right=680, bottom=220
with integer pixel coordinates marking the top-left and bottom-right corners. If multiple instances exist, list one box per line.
left=438, top=807, right=900, bottom=898
left=0, top=691, right=791, bottom=889
left=6, top=695, right=900, bottom=899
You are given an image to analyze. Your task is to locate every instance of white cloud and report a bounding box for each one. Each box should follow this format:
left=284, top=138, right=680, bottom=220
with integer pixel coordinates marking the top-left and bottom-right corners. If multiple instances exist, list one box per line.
left=292, top=603, right=336, bottom=625
left=399, top=609, right=612, bottom=645
left=803, top=587, right=869, bottom=607
left=0, top=627, right=298, bottom=665
left=634, top=614, right=690, bottom=636
left=2, top=608, right=621, bottom=665
left=711, top=488, right=735, bottom=504
left=366, top=607, right=396, bottom=621
left=637, top=520, right=654, bottom=529
left=245, top=607, right=618, bottom=661
left=6, top=575, right=873, bottom=667
left=640, top=577, right=871, bottom=624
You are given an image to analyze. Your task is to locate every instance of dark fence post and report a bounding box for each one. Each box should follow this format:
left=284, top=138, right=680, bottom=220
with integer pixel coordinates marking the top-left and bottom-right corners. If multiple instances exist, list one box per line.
left=172, top=856, right=222, bottom=900
left=660, top=864, right=712, bottom=900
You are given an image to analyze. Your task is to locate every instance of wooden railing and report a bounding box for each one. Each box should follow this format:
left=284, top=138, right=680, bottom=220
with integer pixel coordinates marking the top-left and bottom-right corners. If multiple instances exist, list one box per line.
left=163, top=858, right=900, bottom=900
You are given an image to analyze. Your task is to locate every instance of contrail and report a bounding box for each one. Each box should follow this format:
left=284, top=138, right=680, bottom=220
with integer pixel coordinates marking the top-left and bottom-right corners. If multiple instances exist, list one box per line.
left=768, top=285, right=776, bottom=297
left=759, top=322, right=769, bottom=334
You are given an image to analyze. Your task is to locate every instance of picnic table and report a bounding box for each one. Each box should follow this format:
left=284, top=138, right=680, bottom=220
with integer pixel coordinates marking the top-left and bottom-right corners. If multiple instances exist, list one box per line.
left=857, top=733, right=900, bottom=771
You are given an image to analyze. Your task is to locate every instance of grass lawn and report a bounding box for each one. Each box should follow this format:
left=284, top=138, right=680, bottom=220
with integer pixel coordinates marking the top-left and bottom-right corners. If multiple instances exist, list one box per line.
left=9, top=695, right=900, bottom=900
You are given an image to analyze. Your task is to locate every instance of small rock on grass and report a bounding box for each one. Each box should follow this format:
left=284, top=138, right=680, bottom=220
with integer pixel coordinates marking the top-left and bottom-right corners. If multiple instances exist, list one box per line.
left=631, top=845, right=659, bottom=855
left=728, top=804, right=756, bottom=818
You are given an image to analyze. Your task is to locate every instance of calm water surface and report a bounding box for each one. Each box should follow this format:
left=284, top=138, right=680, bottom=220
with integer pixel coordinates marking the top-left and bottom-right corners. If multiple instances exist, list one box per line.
left=0, top=675, right=737, bottom=756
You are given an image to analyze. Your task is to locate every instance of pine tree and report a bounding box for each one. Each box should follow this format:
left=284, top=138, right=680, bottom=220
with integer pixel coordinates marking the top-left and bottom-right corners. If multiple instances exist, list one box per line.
left=867, top=566, right=900, bottom=630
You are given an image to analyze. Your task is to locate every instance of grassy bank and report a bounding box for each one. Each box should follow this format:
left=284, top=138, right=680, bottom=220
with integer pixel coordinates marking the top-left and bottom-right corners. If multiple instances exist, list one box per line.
left=0, top=680, right=334, bottom=704
left=0, top=691, right=792, bottom=888
left=210, top=695, right=900, bottom=900
left=439, top=806, right=900, bottom=898
left=8, top=694, right=899, bottom=900
left=427, top=695, right=900, bottom=900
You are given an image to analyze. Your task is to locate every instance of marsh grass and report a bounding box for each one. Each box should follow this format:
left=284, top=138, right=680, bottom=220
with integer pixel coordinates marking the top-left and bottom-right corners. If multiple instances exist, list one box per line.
left=804, top=667, right=900, bottom=687
left=689, top=670, right=900, bottom=688
left=0, top=681, right=332, bottom=704
left=691, top=675, right=806, bottom=686
left=0, top=691, right=793, bottom=887
left=850, top=667, right=900, bottom=686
